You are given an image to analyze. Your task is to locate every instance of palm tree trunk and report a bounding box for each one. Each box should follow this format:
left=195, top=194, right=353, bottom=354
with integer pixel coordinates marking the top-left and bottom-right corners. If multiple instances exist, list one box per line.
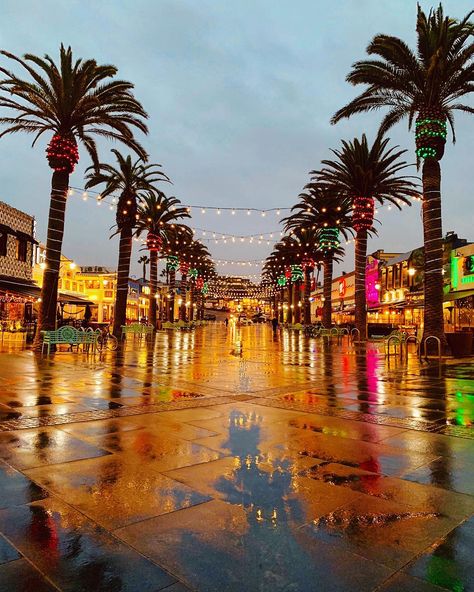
left=149, top=250, right=158, bottom=329
left=304, top=268, right=312, bottom=324
left=34, top=171, right=69, bottom=347
left=287, top=284, right=293, bottom=323
left=180, top=274, right=188, bottom=320
left=294, top=281, right=301, bottom=323
left=323, top=256, right=333, bottom=328
left=113, top=225, right=133, bottom=338
left=422, top=158, right=448, bottom=349
left=355, top=229, right=368, bottom=340
left=169, top=270, right=176, bottom=321
left=142, top=261, right=147, bottom=281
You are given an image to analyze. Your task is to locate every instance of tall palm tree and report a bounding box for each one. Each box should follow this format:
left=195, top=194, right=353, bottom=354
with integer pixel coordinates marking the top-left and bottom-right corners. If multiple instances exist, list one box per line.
left=138, top=255, right=150, bottom=281
left=178, top=240, right=211, bottom=320
left=283, top=183, right=351, bottom=327
left=135, top=193, right=191, bottom=327
left=314, top=133, right=418, bottom=339
left=85, top=151, right=169, bottom=337
left=331, top=5, right=474, bottom=345
left=0, top=45, right=148, bottom=337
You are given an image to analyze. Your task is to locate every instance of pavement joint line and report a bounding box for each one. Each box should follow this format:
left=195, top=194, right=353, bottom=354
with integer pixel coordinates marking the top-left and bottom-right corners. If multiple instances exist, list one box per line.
left=251, top=397, right=474, bottom=439
left=0, top=396, right=237, bottom=432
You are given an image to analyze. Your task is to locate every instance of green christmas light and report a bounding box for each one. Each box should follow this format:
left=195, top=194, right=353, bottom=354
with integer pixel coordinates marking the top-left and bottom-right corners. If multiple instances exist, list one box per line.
left=166, top=255, right=179, bottom=271
left=290, top=264, right=304, bottom=282
left=318, top=227, right=340, bottom=252
left=277, top=275, right=287, bottom=287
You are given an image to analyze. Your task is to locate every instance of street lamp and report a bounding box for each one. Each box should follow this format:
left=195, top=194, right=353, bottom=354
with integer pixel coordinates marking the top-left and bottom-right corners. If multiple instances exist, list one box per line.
left=408, top=268, right=416, bottom=277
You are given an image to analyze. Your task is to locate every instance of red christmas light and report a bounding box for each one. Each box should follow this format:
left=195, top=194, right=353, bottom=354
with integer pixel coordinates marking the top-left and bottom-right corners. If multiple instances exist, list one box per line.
left=146, top=232, right=162, bottom=252
left=179, top=261, right=190, bottom=275
left=196, top=277, right=204, bottom=290
left=46, top=135, right=79, bottom=173
left=352, top=197, right=374, bottom=232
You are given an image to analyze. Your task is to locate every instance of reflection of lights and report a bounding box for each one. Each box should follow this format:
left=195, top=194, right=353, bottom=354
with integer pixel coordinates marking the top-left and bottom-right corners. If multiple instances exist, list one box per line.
left=256, top=509, right=263, bottom=522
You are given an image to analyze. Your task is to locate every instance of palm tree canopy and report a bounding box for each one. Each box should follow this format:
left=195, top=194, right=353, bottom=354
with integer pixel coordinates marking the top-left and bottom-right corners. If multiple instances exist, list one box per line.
left=314, top=133, right=419, bottom=217
left=283, top=182, right=353, bottom=241
left=331, top=5, right=474, bottom=139
left=85, top=150, right=170, bottom=231
left=0, top=44, right=148, bottom=164
left=135, top=191, right=190, bottom=238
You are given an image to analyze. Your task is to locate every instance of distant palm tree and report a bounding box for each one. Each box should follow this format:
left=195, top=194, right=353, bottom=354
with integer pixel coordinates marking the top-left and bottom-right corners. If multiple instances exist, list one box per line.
left=0, top=45, right=148, bottom=338
left=178, top=240, right=211, bottom=320
left=283, top=184, right=351, bottom=327
left=135, top=192, right=191, bottom=327
left=331, top=5, right=474, bottom=345
left=314, top=133, right=418, bottom=339
left=85, top=151, right=169, bottom=337
left=138, top=255, right=150, bottom=281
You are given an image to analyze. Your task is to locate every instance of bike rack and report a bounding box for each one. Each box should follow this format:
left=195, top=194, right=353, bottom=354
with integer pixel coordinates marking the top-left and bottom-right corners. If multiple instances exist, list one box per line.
left=385, top=335, right=403, bottom=359
left=418, top=335, right=442, bottom=362
left=350, top=328, right=360, bottom=343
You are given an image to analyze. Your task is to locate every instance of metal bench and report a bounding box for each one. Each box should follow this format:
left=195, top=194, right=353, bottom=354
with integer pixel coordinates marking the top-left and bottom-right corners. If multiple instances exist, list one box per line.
left=121, top=324, right=154, bottom=340
left=41, top=326, right=98, bottom=354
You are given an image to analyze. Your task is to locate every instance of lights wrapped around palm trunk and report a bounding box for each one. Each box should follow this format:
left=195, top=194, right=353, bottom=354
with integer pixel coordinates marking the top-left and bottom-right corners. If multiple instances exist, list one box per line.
left=318, top=228, right=339, bottom=252
left=415, top=110, right=447, bottom=160
left=290, top=264, right=304, bottom=283
left=166, top=255, right=179, bottom=271
left=179, top=261, right=190, bottom=275
left=196, top=277, right=204, bottom=290
left=302, top=257, right=315, bottom=269
left=352, top=197, right=374, bottom=232
left=277, top=275, right=287, bottom=287
left=146, top=232, right=162, bottom=252
left=46, top=135, right=79, bottom=173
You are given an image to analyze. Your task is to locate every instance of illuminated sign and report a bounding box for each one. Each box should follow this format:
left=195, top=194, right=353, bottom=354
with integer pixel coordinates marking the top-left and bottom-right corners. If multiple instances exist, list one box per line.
left=464, top=255, right=474, bottom=275
left=365, top=260, right=380, bottom=308
left=339, top=278, right=346, bottom=298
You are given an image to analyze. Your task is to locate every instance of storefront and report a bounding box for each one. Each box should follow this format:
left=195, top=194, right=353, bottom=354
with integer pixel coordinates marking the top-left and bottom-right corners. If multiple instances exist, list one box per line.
left=445, top=245, right=474, bottom=331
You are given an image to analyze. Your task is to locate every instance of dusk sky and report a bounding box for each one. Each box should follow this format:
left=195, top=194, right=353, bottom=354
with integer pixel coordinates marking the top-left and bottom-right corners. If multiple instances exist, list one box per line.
left=1, top=0, right=473, bottom=280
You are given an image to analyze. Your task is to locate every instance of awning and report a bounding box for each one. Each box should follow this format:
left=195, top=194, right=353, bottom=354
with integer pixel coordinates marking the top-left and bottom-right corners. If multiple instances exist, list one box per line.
left=0, top=275, right=41, bottom=299
left=0, top=276, right=92, bottom=305
left=444, top=289, right=474, bottom=302
left=58, top=293, right=93, bottom=305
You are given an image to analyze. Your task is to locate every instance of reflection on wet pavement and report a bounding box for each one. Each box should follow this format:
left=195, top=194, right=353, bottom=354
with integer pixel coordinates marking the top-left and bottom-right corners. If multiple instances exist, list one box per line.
left=0, top=325, right=472, bottom=591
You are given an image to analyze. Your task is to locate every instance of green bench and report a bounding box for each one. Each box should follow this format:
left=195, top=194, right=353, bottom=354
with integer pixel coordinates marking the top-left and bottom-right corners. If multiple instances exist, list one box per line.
left=121, top=324, right=154, bottom=339
left=41, top=326, right=98, bottom=354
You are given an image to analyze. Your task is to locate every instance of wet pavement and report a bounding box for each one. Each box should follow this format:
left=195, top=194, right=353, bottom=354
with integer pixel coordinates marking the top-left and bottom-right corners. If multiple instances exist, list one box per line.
left=0, top=323, right=473, bottom=591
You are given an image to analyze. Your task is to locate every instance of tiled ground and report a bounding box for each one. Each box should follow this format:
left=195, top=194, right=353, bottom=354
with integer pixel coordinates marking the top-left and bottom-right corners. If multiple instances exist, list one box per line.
left=0, top=324, right=472, bottom=591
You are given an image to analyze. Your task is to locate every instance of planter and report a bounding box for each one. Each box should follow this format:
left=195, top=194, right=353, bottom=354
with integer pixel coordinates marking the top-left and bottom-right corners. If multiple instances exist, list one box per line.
left=446, top=332, right=473, bottom=357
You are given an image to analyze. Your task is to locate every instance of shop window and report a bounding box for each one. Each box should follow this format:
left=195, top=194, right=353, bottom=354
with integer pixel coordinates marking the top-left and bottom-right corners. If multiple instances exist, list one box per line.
left=17, top=238, right=27, bottom=262
left=0, top=232, right=7, bottom=257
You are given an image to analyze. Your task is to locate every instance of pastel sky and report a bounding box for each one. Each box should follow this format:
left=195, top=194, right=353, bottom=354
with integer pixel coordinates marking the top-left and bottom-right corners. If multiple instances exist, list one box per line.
left=1, top=0, right=473, bottom=280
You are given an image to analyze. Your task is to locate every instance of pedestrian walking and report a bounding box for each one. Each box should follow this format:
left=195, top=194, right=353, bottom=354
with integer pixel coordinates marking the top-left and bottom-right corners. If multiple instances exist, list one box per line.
left=271, top=317, right=279, bottom=334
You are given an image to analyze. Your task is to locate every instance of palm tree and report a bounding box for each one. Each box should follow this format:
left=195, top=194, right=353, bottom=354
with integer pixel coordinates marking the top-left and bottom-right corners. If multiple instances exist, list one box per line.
left=331, top=5, right=474, bottom=345
left=0, top=45, right=148, bottom=337
left=138, top=255, right=150, bottom=281
left=283, top=183, right=351, bottom=327
left=134, top=193, right=191, bottom=328
left=314, top=133, right=418, bottom=339
left=178, top=240, right=211, bottom=320
left=85, top=151, right=169, bottom=337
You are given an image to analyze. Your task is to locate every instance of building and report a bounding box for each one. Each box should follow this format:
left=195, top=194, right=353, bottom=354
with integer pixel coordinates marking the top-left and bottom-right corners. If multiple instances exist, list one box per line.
left=0, top=201, right=38, bottom=327
left=445, top=242, right=474, bottom=330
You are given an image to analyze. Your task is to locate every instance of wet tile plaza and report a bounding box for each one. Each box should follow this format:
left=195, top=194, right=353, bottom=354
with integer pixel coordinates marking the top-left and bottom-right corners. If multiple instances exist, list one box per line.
left=0, top=324, right=473, bottom=592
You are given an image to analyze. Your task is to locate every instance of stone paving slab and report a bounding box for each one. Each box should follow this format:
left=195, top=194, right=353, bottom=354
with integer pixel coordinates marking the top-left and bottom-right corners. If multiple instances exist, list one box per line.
left=0, top=328, right=472, bottom=592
